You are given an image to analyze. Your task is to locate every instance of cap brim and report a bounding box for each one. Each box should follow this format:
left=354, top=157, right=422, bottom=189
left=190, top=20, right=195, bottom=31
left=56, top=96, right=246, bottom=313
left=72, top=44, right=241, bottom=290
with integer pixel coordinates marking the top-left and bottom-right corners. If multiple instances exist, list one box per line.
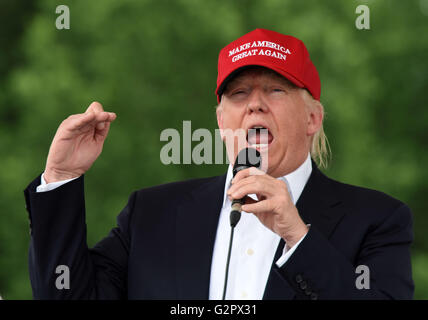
left=216, top=62, right=306, bottom=102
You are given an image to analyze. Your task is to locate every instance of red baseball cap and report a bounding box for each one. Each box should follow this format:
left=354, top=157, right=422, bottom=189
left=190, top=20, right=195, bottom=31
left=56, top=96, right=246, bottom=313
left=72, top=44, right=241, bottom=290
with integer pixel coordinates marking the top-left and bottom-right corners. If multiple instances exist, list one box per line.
left=216, top=28, right=321, bottom=102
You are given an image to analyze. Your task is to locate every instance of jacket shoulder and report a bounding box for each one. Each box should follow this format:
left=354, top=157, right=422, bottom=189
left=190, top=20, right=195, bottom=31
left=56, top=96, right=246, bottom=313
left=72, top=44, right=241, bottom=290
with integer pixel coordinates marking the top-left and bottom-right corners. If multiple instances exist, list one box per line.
left=320, top=172, right=411, bottom=225
left=328, top=176, right=405, bottom=208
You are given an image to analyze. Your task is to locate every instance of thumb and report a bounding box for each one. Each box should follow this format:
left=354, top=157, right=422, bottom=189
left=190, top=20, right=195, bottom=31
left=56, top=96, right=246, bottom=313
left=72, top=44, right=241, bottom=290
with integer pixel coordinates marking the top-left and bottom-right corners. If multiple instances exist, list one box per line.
left=95, top=120, right=112, bottom=139
left=86, top=101, right=104, bottom=113
left=96, top=122, right=106, bottom=130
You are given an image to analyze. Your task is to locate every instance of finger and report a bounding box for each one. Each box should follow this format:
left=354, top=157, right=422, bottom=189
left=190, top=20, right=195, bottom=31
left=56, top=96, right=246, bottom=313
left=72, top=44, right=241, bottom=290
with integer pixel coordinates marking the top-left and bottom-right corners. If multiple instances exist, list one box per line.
left=95, top=120, right=112, bottom=139
left=96, top=122, right=106, bottom=130
left=93, top=111, right=111, bottom=123
left=67, top=111, right=112, bottom=134
left=232, top=167, right=266, bottom=184
left=66, top=112, right=96, bottom=131
left=96, top=112, right=116, bottom=132
left=228, top=174, right=258, bottom=195
left=94, top=110, right=117, bottom=122
left=107, top=112, right=117, bottom=122
left=228, top=174, right=271, bottom=196
left=95, top=113, right=116, bottom=130
left=85, top=101, right=104, bottom=114
left=242, top=200, right=274, bottom=214
left=229, top=181, right=273, bottom=200
left=77, top=112, right=108, bottom=130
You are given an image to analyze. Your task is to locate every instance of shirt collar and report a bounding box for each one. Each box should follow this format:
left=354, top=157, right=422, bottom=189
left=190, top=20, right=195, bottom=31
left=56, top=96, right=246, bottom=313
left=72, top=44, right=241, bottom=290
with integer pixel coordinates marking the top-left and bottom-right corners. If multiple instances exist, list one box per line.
left=222, top=153, right=312, bottom=208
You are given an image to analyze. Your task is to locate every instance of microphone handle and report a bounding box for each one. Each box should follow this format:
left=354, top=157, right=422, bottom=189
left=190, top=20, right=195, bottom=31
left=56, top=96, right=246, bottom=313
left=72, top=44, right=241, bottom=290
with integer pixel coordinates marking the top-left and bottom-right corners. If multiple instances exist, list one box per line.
left=230, top=198, right=244, bottom=228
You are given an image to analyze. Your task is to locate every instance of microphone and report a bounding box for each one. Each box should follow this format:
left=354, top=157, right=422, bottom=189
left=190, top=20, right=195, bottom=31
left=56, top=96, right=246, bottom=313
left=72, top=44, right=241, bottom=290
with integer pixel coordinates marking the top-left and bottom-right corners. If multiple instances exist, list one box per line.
left=230, top=147, right=262, bottom=227
left=222, top=147, right=261, bottom=300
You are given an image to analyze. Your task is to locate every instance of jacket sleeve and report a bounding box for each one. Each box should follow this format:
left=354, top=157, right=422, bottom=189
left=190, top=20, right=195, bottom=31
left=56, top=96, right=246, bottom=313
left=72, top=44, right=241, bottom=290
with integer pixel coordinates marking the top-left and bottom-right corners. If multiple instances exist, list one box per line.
left=24, top=174, right=135, bottom=299
left=275, top=204, right=414, bottom=300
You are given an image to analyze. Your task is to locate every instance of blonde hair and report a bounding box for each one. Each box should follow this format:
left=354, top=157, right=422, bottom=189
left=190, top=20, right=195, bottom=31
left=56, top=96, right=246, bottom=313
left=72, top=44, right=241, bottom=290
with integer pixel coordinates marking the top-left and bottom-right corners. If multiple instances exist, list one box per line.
left=300, top=89, right=331, bottom=169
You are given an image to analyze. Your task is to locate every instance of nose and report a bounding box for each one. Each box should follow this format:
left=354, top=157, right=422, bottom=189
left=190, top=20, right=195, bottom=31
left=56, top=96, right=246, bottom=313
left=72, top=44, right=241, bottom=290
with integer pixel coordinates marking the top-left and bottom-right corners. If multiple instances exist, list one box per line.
left=246, top=89, right=268, bottom=114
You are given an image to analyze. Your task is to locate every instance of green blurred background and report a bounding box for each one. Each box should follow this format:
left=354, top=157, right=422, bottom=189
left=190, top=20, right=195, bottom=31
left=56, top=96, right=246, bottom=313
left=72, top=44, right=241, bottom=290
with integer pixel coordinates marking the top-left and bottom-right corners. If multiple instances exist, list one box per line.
left=0, top=0, right=427, bottom=299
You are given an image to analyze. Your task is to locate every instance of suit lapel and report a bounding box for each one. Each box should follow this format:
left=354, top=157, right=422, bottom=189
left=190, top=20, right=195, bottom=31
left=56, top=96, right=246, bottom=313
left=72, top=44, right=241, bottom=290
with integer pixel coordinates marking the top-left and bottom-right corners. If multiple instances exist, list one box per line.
left=263, top=163, right=346, bottom=299
left=296, top=163, right=345, bottom=239
left=175, top=174, right=226, bottom=299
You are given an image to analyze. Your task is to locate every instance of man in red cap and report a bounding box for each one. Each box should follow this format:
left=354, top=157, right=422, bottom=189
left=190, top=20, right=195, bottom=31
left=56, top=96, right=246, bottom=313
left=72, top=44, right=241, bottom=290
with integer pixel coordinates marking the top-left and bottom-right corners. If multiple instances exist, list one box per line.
left=24, top=29, right=413, bottom=300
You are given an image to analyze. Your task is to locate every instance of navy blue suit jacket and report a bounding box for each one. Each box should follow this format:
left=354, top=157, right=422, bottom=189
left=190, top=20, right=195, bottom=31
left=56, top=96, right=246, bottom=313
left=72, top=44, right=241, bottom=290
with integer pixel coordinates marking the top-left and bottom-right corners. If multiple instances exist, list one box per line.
left=24, top=164, right=414, bottom=299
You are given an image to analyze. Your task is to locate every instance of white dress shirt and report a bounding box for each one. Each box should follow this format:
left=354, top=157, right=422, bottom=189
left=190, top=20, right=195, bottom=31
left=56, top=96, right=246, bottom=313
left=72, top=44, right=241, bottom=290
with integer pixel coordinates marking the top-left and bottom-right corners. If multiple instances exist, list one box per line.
left=36, top=174, right=78, bottom=192
left=209, top=153, right=312, bottom=300
left=37, top=153, right=313, bottom=300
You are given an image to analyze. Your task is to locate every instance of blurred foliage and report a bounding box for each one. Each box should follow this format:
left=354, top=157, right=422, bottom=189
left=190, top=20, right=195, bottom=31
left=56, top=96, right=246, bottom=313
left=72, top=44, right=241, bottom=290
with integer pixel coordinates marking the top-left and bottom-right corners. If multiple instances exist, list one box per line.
left=0, top=0, right=427, bottom=299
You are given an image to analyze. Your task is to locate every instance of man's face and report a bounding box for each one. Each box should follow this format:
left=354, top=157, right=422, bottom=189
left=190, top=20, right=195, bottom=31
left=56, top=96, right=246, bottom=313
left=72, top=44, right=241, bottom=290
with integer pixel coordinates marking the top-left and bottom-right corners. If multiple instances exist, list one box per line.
left=216, top=67, right=322, bottom=177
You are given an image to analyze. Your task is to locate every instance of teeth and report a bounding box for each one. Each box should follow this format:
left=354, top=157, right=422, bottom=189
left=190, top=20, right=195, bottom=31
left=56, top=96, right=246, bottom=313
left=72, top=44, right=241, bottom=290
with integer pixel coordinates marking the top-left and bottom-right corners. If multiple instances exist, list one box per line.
left=249, top=143, right=269, bottom=148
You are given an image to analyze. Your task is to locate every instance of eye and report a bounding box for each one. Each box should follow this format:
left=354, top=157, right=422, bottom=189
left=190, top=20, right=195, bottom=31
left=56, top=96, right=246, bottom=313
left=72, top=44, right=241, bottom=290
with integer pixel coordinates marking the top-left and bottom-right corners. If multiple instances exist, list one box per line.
left=272, top=88, right=285, bottom=93
left=231, top=89, right=247, bottom=96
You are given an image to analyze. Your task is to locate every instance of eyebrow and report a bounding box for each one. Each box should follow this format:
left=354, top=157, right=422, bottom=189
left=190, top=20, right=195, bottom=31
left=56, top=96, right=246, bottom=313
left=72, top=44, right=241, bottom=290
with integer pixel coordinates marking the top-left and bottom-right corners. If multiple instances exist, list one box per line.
left=225, top=74, right=297, bottom=92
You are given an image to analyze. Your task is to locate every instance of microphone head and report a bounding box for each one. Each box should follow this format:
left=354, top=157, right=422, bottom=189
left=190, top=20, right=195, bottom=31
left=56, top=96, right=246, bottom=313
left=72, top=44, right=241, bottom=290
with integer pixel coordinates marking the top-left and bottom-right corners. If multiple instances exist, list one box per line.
left=230, top=210, right=241, bottom=228
left=232, top=147, right=262, bottom=177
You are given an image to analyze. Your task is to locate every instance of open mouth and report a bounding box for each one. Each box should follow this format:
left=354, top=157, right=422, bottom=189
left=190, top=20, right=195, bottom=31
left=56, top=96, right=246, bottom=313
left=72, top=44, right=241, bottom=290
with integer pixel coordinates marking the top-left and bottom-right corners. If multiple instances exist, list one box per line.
left=246, top=125, right=274, bottom=149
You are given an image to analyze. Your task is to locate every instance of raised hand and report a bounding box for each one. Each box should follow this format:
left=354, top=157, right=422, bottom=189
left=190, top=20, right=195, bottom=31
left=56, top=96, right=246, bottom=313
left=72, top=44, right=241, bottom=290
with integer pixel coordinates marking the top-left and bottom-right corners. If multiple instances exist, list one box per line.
left=44, top=101, right=116, bottom=183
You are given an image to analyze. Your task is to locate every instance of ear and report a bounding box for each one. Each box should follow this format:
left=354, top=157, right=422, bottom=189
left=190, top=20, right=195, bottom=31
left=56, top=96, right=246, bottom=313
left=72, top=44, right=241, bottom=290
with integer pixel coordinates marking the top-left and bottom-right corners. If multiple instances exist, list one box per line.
left=306, top=101, right=324, bottom=137
left=216, top=105, right=225, bottom=139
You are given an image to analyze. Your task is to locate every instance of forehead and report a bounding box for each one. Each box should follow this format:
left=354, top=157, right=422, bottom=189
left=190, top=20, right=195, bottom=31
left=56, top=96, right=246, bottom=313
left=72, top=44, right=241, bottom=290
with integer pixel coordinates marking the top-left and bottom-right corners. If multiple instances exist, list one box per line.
left=225, top=66, right=296, bottom=89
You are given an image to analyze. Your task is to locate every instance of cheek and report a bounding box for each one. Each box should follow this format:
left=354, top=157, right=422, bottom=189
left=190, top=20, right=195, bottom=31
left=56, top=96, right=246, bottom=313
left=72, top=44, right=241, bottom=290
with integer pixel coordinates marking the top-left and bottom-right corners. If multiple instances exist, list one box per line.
left=219, top=111, right=246, bottom=164
left=221, top=109, right=243, bottom=130
left=275, top=110, right=308, bottom=145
